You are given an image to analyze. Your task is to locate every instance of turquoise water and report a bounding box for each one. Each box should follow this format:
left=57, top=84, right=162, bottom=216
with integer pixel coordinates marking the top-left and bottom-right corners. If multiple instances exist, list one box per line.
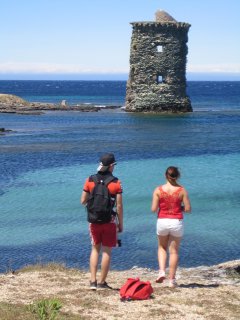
left=1, top=81, right=240, bottom=272
left=1, top=152, right=239, bottom=271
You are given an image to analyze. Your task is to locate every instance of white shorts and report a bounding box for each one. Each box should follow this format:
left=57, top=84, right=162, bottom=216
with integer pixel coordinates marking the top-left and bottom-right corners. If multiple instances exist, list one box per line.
left=156, top=218, right=184, bottom=238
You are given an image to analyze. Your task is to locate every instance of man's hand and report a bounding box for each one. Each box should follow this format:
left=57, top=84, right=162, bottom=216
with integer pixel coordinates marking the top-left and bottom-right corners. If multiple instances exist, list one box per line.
left=118, top=224, right=123, bottom=233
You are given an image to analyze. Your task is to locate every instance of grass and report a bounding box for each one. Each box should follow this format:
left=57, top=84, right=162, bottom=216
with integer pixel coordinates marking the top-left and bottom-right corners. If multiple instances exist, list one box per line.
left=0, top=301, right=88, bottom=320
left=28, top=298, right=62, bottom=320
left=225, top=266, right=240, bottom=279
left=0, top=302, right=34, bottom=320
left=16, top=263, right=70, bottom=274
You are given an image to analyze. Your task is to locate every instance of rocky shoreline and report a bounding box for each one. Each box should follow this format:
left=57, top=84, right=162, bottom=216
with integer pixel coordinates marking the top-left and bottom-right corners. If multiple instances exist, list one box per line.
left=0, top=93, right=122, bottom=115
left=0, top=260, right=239, bottom=319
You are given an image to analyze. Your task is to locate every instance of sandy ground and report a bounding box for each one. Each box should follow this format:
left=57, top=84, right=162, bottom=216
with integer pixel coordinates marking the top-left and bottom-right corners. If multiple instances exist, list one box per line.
left=0, top=260, right=239, bottom=320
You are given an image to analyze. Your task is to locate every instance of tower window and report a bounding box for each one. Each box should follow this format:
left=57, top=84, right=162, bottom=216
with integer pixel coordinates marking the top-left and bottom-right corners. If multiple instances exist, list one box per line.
left=157, top=75, right=163, bottom=83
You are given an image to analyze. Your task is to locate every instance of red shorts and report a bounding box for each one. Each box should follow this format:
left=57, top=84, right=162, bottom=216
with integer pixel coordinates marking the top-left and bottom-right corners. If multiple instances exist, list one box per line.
left=89, top=223, right=117, bottom=247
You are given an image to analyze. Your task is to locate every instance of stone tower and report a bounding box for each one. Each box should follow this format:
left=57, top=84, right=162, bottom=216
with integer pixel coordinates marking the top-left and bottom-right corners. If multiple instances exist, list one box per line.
left=125, top=10, right=192, bottom=112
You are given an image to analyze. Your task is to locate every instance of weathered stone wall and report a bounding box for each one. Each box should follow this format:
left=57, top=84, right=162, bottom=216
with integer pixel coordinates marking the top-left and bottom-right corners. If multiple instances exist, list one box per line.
left=126, top=15, right=192, bottom=113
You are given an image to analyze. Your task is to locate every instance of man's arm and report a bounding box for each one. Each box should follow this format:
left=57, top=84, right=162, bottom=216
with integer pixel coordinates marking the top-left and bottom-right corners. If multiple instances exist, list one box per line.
left=116, top=193, right=123, bottom=232
left=81, top=190, right=89, bottom=205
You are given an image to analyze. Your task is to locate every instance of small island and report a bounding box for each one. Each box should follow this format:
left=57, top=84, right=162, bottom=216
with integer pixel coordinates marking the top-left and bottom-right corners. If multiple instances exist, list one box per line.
left=0, top=127, right=13, bottom=135
left=0, top=94, right=122, bottom=115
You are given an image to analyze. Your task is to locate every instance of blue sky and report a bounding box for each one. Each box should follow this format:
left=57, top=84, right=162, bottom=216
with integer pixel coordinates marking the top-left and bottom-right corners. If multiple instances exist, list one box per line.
left=1, top=0, right=240, bottom=80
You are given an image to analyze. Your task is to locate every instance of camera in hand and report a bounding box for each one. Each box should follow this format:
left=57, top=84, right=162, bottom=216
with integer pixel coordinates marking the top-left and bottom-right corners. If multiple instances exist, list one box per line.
left=117, top=239, right=122, bottom=247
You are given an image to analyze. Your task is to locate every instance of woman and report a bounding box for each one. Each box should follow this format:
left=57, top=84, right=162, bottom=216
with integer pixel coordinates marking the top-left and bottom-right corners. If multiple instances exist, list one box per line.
left=151, top=166, right=191, bottom=288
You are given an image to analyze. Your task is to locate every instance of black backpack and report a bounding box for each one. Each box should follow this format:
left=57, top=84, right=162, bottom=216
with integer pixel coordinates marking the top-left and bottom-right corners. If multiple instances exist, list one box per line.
left=87, top=175, right=115, bottom=223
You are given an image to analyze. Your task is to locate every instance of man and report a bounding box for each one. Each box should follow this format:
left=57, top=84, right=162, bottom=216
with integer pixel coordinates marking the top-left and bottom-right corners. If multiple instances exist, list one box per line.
left=81, top=153, right=123, bottom=290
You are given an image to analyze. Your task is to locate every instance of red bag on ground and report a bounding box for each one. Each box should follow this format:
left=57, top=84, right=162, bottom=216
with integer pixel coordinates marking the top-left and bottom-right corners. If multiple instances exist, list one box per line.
left=120, top=278, right=153, bottom=301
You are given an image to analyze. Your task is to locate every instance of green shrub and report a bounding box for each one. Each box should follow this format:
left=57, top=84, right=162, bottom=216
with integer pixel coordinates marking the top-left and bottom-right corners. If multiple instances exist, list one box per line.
left=28, top=298, right=62, bottom=320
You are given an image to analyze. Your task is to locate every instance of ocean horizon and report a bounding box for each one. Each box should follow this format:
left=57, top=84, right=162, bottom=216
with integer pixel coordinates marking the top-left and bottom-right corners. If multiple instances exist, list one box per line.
left=1, top=80, right=240, bottom=110
left=0, top=80, right=240, bottom=273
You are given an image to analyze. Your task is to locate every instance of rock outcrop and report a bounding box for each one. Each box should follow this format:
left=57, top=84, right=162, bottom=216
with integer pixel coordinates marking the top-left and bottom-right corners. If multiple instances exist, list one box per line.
left=0, top=94, right=121, bottom=114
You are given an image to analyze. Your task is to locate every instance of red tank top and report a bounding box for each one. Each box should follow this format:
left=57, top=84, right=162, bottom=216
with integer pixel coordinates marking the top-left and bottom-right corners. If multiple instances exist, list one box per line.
left=158, top=186, right=183, bottom=219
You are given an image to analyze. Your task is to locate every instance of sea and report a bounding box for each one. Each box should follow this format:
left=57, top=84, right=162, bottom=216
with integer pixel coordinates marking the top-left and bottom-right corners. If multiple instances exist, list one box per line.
left=0, top=80, right=240, bottom=273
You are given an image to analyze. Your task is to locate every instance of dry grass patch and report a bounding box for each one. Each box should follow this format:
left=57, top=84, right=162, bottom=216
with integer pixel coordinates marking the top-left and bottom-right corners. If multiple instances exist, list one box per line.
left=0, top=302, right=34, bottom=320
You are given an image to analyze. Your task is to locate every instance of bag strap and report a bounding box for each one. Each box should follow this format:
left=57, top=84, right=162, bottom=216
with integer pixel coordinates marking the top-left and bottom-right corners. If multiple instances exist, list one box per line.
left=120, top=278, right=140, bottom=300
left=91, top=175, right=99, bottom=185
left=125, top=280, right=145, bottom=299
left=104, top=175, right=115, bottom=186
left=91, top=174, right=115, bottom=186
left=126, top=280, right=152, bottom=300
left=120, top=278, right=139, bottom=297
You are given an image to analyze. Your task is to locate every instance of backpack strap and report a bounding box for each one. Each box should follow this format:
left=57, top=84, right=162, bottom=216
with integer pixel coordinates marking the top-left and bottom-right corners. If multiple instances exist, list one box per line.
left=124, top=280, right=143, bottom=299
left=124, top=280, right=153, bottom=300
left=91, top=174, right=99, bottom=185
left=91, top=174, right=115, bottom=186
left=120, top=278, right=140, bottom=299
left=104, top=175, right=115, bottom=186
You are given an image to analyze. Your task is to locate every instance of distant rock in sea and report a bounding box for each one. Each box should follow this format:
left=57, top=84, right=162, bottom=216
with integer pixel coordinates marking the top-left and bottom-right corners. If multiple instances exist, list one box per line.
left=0, top=127, right=13, bottom=134
left=0, top=93, right=29, bottom=104
left=0, top=94, right=42, bottom=114
left=0, top=93, right=122, bottom=115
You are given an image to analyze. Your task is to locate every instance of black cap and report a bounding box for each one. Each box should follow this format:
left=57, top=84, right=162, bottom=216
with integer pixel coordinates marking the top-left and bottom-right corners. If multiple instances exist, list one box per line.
left=100, top=153, right=117, bottom=166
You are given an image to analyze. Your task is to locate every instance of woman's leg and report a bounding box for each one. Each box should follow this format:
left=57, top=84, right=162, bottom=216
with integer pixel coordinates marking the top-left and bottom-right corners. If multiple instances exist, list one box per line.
left=168, top=236, right=182, bottom=280
left=157, top=235, right=169, bottom=272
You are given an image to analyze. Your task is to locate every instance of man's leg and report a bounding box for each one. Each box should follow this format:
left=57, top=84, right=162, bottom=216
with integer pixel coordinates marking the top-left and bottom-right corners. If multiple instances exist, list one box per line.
left=99, top=246, right=112, bottom=284
left=168, top=236, right=181, bottom=280
left=90, top=243, right=101, bottom=282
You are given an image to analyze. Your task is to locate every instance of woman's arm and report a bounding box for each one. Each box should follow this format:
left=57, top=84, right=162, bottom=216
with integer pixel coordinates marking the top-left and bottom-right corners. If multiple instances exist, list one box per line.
left=151, top=188, right=160, bottom=213
left=182, top=189, right=191, bottom=213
